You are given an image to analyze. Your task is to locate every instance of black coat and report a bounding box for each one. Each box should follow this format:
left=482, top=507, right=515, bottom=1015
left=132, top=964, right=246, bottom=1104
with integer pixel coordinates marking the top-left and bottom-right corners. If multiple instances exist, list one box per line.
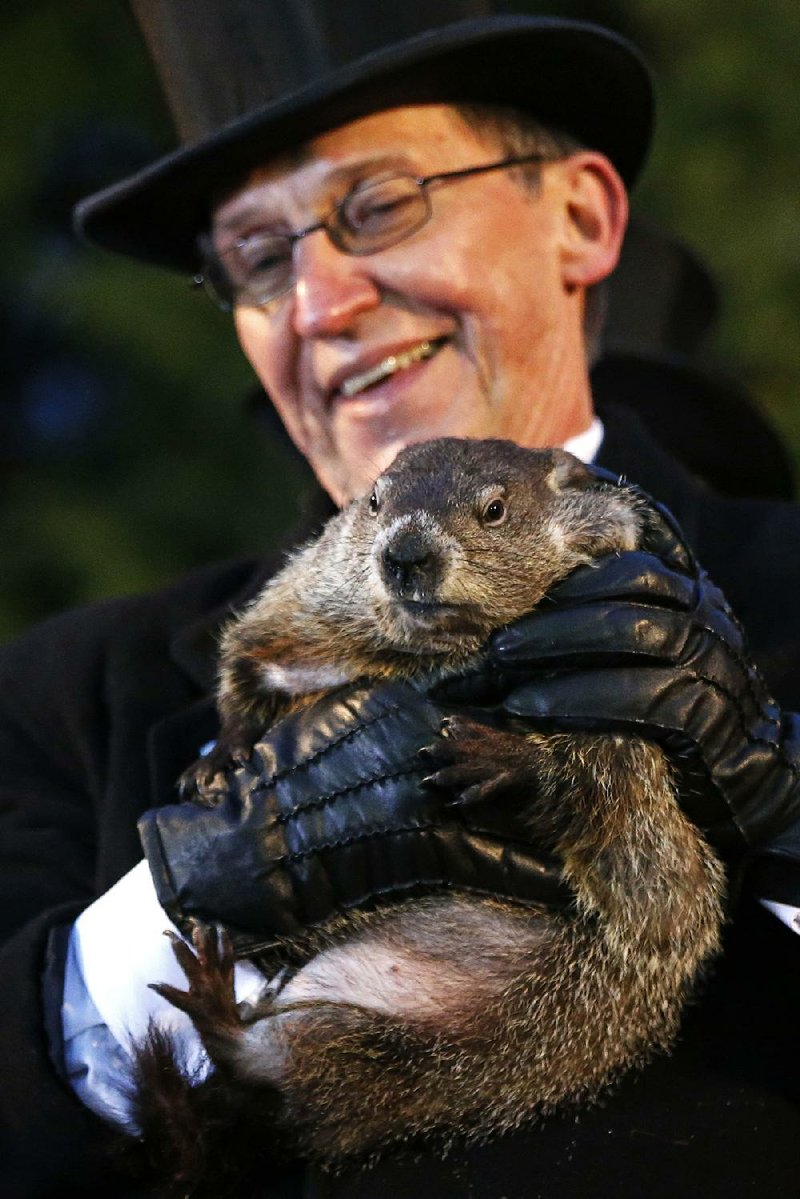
left=2, top=404, right=800, bottom=1198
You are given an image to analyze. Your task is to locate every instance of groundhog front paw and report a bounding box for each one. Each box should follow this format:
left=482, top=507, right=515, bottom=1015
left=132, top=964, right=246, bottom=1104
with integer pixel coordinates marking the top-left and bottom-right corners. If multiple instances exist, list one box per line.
left=177, top=759, right=230, bottom=806
left=178, top=729, right=258, bottom=805
left=421, top=715, right=543, bottom=807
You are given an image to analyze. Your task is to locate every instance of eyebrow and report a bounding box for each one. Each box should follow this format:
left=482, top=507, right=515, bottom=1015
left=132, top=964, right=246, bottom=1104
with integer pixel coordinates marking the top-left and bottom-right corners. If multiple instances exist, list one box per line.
left=212, top=152, right=416, bottom=235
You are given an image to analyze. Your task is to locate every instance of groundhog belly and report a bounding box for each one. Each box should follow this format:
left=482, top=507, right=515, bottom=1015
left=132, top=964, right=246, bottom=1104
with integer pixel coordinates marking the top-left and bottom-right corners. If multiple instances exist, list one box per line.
left=251, top=891, right=558, bottom=1036
left=231, top=893, right=558, bottom=1084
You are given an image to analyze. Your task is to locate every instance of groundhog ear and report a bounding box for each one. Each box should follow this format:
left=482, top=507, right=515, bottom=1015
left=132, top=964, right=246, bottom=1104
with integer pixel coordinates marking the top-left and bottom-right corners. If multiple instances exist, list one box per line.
left=545, top=450, right=594, bottom=492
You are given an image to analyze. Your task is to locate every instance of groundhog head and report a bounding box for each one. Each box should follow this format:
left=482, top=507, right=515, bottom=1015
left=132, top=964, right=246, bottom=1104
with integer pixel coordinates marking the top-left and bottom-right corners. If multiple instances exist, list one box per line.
left=343, top=437, right=643, bottom=655
left=216, top=437, right=646, bottom=713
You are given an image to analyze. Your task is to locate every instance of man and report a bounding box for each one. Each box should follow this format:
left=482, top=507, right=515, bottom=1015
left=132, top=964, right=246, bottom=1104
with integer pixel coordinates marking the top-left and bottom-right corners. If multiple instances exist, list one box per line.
left=1, top=8, right=800, bottom=1198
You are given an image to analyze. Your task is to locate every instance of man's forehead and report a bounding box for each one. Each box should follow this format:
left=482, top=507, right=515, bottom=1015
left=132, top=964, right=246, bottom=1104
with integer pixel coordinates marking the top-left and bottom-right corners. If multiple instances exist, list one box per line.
left=212, top=103, right=486, bottom=225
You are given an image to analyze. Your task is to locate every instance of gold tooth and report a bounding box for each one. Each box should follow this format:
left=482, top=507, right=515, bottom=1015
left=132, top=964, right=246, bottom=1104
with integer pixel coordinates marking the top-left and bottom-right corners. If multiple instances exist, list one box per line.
left=341, top=340, right=437, bottom=397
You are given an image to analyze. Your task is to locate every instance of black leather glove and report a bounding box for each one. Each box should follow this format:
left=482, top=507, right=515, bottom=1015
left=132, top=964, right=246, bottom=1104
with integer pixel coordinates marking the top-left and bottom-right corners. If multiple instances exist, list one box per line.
left=139, top=679, right=572, bottom=953
left=437, top=481, right=800, bottom=899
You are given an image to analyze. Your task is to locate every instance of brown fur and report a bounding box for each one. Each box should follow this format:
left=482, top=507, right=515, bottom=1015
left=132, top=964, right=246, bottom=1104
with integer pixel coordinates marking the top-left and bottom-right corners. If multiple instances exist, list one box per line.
left=138, top=438, right=725, bottom=1193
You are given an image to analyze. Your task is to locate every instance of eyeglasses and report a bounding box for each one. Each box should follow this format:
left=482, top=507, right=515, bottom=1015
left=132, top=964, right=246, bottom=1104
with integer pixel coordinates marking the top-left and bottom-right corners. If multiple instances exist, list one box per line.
left=194, top=151, right=548, bottom=311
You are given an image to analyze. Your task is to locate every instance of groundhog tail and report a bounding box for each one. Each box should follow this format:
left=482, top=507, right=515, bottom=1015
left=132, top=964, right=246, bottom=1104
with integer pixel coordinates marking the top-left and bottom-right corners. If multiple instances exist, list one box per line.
left=116, top=1022, right=290, bottom=1197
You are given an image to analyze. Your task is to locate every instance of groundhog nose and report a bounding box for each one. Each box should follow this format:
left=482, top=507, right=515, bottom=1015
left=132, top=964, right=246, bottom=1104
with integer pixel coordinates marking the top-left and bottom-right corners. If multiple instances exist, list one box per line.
left=381, top=531, right=438, bottom=597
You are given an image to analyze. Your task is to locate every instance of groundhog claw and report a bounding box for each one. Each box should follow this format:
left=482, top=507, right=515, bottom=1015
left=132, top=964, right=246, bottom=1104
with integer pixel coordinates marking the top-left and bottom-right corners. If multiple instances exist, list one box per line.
left=177, top=760, right=230, bottom=806
left=421, top=716, right=541, bottom=806
left=450, top=773, right=518, bottom=808
left=151, top=922, right=242, bottom=1039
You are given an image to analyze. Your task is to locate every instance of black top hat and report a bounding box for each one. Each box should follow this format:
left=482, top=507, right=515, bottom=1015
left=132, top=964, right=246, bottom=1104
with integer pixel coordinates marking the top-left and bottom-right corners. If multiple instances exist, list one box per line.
left=74, top=3, right=653, bottom=274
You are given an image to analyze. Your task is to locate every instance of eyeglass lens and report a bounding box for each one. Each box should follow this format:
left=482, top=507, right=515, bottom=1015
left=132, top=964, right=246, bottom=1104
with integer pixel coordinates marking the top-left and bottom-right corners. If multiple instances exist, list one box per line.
left=209, top=175, right=431, bottom=308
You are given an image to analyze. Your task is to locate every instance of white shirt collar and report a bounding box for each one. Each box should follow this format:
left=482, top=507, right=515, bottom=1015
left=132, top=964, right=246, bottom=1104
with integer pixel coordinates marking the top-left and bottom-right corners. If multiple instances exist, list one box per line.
left=562, top=416, right=604, bottom=464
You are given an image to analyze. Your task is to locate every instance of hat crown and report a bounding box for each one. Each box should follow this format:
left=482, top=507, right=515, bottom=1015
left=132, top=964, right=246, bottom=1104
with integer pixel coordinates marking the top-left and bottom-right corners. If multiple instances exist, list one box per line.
left=132, top=0, right=492, bottom=143
left=77, top=5, right=653, bottom=272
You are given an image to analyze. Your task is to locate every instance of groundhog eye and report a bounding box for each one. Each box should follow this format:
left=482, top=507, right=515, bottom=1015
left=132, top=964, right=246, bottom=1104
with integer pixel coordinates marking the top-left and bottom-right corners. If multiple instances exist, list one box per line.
left=482, top=498, right=507, bottom=526
left=369, top=491, right=380, bottom=515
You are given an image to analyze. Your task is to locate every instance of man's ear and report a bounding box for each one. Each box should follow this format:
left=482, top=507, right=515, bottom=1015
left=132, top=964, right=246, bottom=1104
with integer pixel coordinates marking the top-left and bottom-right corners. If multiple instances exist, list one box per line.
left=557, top=152, right=628, bottom=289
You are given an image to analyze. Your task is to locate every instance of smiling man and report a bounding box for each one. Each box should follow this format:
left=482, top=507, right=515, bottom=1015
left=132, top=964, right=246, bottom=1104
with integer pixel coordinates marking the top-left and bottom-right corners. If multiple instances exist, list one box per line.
left=217, top=103, right=625, bottom=503
left=3, top=6, right=800, bottom=1198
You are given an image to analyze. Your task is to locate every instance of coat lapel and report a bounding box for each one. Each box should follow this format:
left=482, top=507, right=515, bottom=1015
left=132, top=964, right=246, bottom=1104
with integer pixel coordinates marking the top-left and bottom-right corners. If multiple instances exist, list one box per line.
left=595, top=399, right=703, bottom=547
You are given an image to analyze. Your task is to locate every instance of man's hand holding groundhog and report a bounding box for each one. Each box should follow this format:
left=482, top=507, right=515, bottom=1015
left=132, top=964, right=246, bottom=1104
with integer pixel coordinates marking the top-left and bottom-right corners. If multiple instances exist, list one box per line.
left=439, top=538, right=800, bottom=900
left=142, top=450, right=800, bottom=943
left=139, top=678, right=573, bottom=947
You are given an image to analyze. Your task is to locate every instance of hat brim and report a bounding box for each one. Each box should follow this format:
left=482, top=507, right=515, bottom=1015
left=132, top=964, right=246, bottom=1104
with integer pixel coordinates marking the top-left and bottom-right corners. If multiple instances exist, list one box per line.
left=74, top=16, right=653, bottom=274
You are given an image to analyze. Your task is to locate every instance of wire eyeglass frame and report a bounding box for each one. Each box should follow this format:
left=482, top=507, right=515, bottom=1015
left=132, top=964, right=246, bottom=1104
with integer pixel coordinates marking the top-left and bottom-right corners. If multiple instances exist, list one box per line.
left=193, top=150, right=549, bottom=311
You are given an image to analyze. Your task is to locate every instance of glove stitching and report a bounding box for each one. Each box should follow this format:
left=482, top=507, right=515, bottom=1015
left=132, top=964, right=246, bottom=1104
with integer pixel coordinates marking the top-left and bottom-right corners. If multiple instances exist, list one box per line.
left=270, top=819, right=570, bottom=869
left=271, top=817, right=443, bottom=865
left=689, top=668, right=782, bottom=757
left=672, top=671, right=798, bottom=842
left=252, top=694, right=420, bottom=790
left=692, top=618, right=775, bottom=719
left=275, top=765, right=427, bottom=824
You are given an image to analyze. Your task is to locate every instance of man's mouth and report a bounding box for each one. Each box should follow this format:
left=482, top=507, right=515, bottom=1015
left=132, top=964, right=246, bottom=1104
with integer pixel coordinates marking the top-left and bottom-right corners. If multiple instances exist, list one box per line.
left=340, top=337, right=447, bottom=398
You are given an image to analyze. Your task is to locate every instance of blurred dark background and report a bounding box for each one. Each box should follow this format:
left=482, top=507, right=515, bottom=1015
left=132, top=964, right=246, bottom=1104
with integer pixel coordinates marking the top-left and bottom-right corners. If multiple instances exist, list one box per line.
left=2, top=0, right=799, bottom=641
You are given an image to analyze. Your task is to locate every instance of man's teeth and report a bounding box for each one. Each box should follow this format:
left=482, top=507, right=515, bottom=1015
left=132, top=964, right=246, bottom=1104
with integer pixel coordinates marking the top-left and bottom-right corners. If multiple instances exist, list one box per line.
left=340, top=340, right=441, bottom=397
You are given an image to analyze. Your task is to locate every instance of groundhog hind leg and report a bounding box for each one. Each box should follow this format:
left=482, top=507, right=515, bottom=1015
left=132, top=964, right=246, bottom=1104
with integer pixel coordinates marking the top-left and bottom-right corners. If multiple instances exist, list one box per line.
left=423, top=720, right=726, bottom=1082
left=425, top=719, right=725, bottom=967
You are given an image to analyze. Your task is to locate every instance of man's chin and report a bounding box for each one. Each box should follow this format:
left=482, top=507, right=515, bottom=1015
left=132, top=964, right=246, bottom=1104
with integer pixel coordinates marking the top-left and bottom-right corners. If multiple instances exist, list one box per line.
left=329, top=443, right=410, bottom=505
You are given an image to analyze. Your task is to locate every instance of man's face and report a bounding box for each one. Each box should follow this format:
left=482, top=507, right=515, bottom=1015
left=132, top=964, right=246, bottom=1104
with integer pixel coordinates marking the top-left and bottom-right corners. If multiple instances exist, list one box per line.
left=215, top=104, right=618, bottom=505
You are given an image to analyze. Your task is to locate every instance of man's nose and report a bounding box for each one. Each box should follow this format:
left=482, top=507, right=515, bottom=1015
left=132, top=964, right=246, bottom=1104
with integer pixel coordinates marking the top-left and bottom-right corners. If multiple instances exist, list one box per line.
left=291, top=232, right=381, bottom=337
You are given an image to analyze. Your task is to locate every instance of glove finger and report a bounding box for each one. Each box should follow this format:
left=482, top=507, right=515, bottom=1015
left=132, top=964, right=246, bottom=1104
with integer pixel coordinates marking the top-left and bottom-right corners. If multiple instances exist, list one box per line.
left=431, top=664, right=529, bottom=706
left=502, top=666, right=757, bottom=763
left=635, top=492, right=696, bottom=569
left=503, top=665, right=773, bottom=788
left=500, top=667, right=756, bottom=845
left=272, top=818, right=576, bottom=938
left=248, top=679, right=444, bottom=787
left=492, top=602, right=695, bottom=664
left=540, top=551, right=697, bottom=608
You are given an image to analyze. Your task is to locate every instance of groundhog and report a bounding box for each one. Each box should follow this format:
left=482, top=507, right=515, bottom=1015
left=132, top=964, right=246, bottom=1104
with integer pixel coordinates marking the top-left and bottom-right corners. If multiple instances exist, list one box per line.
left=134, top=438, right=725, bottom=1194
